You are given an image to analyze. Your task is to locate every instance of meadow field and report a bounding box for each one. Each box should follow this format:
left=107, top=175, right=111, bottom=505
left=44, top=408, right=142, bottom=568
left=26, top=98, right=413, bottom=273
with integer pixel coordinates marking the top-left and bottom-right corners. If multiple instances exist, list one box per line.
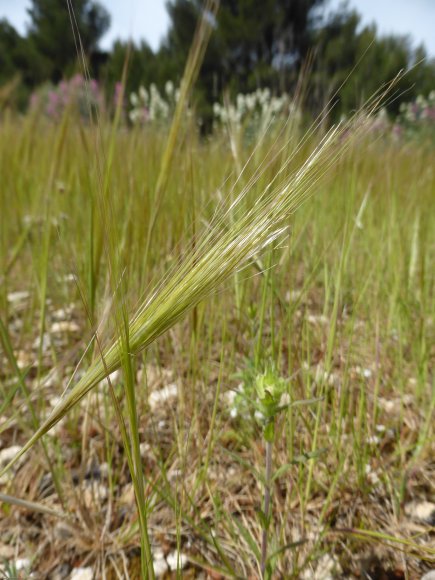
left=0, top=96, right=434, bottom=579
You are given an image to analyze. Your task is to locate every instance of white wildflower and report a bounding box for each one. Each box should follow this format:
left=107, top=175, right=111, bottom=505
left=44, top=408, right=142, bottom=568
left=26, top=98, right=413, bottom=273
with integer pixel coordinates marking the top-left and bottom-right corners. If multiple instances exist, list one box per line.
left=138, top=86, right=148, bottom=103
left=130, top=92, right=139, bottom=107
left=165, top=80, right=174, bottom=96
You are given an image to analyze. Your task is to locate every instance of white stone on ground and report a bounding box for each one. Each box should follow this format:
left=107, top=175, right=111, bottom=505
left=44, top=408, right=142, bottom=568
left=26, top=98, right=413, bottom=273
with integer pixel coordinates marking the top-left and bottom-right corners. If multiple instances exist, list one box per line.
left=405, top=501, right=435, bottom=525
left=149, top=383, right=178, bottom=410
left=70, top=567, right=93, bottom=580
left=166, top=551, right=188, bottom=572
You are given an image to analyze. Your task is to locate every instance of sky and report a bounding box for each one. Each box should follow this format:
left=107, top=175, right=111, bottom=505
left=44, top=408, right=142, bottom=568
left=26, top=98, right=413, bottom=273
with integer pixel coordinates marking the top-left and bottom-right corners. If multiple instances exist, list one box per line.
left=1, top=0, right=434, bottom=56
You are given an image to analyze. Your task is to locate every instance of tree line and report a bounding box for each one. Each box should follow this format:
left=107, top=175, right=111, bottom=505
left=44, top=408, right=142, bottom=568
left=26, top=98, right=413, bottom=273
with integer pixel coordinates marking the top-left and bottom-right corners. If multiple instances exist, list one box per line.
left=1, top=0, right=434, bottom=119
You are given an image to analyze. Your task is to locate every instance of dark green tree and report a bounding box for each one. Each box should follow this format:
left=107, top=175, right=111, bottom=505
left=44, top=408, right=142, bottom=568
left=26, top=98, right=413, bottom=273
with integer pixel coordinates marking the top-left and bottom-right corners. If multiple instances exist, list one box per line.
left=0, top=19, right=47, bottom=106
left=27, top=0, right=111, bottom=82
left=103, top=40, right=160, bottom=98
left=311, top=6, right=435, bottom=117
left=162, top=0, right=325, bottom=95
left=0, top=20, right=22, bottom=83
left=154, top=0, right=325, bottom=127
left=217, top=0, right=324, bottom=90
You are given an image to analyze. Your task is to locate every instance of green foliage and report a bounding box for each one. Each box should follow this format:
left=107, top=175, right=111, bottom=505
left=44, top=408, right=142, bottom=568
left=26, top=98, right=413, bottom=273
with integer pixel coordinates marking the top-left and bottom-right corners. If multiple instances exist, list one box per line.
left=103, top=40, right=159, bottom=99
left=27, top=0, right=110, bottom=82
left=0, top=0, right=434, bottom=120
left=0, top=20, right=22, bottom=83
left=255, top=368, right=288, bottom=442
left=0, top=19, right=41, bottom=107
left=164, top=0, right=323, bottom=92
left=311, top=6, right=435, bottom=118
left=159, top=0, right=435, bottom=122
left=157, top=0, right=324, bottom=125
left=0, top=96, right=433, bottom=575
left=0, top=0, right=110, bottom=107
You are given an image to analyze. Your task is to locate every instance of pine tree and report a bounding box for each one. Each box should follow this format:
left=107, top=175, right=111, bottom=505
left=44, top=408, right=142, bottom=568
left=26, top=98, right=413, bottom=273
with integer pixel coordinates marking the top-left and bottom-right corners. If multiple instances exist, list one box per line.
left=27, top=0, right=110, bottom=81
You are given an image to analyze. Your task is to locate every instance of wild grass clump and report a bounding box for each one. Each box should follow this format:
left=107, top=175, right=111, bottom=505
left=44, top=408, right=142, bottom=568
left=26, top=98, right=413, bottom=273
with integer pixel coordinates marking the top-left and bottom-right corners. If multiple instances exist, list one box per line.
left=0, top=101, right=434, bottom=577
left=0, top=34, right=434, bottom=580
left=1, top=108, right=365, bottom=469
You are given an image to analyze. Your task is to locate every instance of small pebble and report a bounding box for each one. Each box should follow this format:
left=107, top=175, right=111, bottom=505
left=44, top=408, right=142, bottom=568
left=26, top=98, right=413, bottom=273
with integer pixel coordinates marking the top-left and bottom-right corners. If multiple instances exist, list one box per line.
left=51, top=321, right=80, bottom=334
left=167, top=551, right=188, bottom=572
left=70, top=567, right=93, bottom=580
left=0, top=446, right=22, bottom=483
left=301, top=554, right=341, bottom=580
left=7, top=291, right=30, bottom=304
left=153, top=551, right=168, bottom=577
left=405, top=501, right=435, bottom=525
left=83, top=481, right=108, bottom=508
left=16, top=558, right=31, bottom=572
left=0, top=445, right=22, bottom=467
left=149, top=383, right=178, bottom=410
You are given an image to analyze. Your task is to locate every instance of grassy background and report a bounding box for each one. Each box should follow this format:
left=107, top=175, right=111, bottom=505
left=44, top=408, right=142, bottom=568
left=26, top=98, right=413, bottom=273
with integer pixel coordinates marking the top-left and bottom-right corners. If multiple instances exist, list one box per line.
left=0, top=109, right=434, bottom=578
